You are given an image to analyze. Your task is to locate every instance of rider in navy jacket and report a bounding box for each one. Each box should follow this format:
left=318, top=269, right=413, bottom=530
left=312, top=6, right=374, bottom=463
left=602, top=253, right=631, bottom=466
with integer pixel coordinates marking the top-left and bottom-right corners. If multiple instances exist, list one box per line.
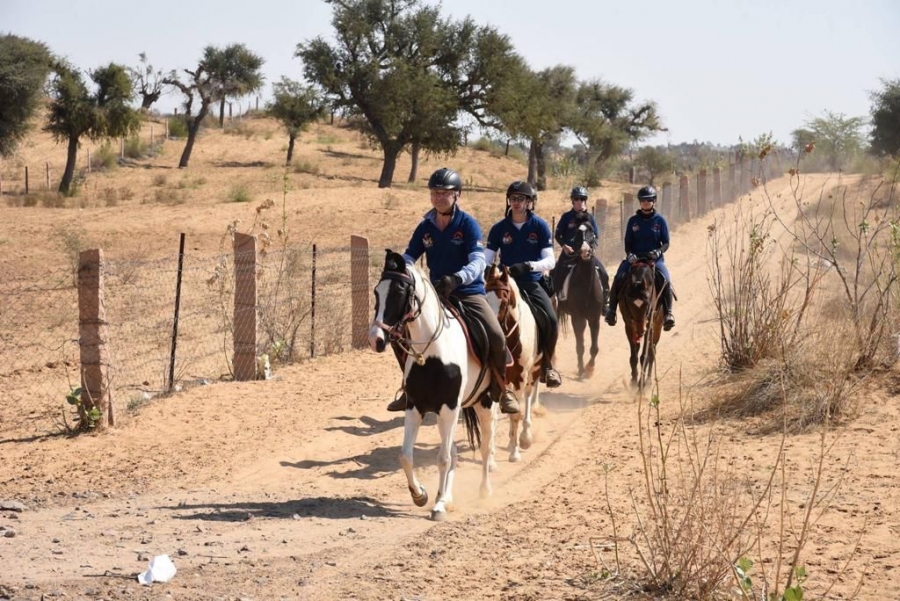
left=606, top=185, right=676, bottom=331
left=485, top=181, right=562, bottom=388
left=554, top=186, right=610, bottom=306
left=386, top=167, right=520, bottom=415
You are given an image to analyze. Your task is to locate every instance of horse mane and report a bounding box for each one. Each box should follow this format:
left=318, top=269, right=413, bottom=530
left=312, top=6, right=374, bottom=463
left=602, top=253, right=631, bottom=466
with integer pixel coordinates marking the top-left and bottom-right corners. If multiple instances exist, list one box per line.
left=573, top=211, right=592, bottom=225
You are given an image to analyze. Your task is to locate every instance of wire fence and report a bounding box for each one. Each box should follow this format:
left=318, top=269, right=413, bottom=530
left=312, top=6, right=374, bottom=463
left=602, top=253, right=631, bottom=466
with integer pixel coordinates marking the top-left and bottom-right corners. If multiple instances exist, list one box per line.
left=1, top=156, right=780, bottom=432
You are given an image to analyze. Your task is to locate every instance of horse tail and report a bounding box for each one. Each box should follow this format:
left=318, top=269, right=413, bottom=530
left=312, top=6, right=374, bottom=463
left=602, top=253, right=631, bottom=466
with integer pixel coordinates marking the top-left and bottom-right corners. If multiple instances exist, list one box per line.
left=558, top=306, right=569, bottom=336
left=462, top=406, right=481, bottom=451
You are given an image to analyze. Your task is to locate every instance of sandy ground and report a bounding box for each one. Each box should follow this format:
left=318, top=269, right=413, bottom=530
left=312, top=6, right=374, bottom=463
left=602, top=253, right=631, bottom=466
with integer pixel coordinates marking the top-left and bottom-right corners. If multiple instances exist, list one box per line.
left=0, top=121, right=897, bottom=600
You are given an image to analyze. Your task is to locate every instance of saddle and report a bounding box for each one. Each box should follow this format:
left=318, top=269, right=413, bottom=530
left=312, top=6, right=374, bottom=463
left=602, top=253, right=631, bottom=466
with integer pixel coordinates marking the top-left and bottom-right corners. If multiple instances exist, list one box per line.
left=518, top=287, right=552, bottom=352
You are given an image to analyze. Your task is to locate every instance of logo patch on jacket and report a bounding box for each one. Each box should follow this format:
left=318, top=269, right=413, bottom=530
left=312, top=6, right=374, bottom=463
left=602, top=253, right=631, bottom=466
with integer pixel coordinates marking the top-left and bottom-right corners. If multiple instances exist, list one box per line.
left=423, top=233, right=433, bottom=248
left=502, top=232, right=513, bottom=245
left=452, top=231, right=465, bottom=244
left=527, top=232, right=539, bottom=244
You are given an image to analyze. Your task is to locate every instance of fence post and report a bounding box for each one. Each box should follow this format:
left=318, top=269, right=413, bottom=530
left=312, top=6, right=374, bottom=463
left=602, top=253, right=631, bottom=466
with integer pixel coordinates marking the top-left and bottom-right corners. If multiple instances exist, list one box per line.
left=713, top=167, right=722, bottom=207
left=661, top=181, right=672, bottom=218
left=350, top=235, right=370, bottom=349
left=25, top=165, right=29, bottom=195
left=620, top=194, right=628, bottom=240
left=697, top=169, right=707, bottom=215
left=728, top=163, right=736, bottom=201
left=679, top=175, right=690, bottom=223
left=167, top=233, right=186, bottom=392
left=310, top=244, right=317, bottom=358
left=120, top=138, right=125, bottom=159
left=233, top=233, right=258, bottom=381
left=78, top=248, right=112, bottom=428
left=87, top=149, right=91, bottom=174
left=150, top=125, right=154, bottom=146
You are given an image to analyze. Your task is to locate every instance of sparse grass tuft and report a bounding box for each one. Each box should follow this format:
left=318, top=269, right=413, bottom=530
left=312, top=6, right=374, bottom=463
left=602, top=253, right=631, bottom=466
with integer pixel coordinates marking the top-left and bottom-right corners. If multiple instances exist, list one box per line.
left=226, top=183, right=252, bottom=203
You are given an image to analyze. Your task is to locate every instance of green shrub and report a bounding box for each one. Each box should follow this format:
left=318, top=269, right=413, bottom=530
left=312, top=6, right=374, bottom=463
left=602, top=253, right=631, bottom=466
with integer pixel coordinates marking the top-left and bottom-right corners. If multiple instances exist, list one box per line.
left=167, top=116, right=188, bottom=139
left=226, top=183, right=252, bottom=203
left=124, top=136, right=148, bottom=159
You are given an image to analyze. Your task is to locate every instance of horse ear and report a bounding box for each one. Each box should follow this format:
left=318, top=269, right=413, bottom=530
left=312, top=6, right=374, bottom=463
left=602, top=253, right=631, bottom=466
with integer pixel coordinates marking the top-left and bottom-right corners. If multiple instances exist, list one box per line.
left=383, top=249, right=404, bottom=272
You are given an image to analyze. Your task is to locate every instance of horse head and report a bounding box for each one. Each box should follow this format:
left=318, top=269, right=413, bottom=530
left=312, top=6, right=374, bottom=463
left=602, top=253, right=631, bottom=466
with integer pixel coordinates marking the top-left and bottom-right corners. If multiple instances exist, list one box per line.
left=484, top=263, right=518, bottom=327
left=368, top=249, right=419, bottom=353
left=621, top=260, right=658, bottom=341
left=572, top=218, right=596, bottom=262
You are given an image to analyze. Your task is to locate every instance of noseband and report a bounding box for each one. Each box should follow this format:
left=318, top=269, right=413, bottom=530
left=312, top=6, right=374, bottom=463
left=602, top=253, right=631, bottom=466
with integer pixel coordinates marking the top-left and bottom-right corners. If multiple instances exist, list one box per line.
left=375, top=269, right=444, bottom=364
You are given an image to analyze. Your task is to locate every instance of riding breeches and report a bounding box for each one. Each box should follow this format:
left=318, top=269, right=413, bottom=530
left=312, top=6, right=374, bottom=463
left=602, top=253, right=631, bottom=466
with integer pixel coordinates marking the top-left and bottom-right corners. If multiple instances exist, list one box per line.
left=454, top=293, right=508, bottom=379
left=516, top=279, right=559, bottom=368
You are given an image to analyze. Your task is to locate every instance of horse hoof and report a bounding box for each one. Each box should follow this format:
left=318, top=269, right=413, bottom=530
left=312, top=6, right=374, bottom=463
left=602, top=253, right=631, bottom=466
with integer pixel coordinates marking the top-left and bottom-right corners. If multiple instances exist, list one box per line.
left=430, top=509, right=447, bottom=522
left=410, top=485, right=428, bottom=507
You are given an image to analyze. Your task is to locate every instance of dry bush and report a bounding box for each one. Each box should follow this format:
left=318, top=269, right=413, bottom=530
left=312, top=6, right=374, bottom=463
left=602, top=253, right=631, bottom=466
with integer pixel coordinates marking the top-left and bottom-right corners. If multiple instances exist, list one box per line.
left=596, top=381, right=860, bottom=600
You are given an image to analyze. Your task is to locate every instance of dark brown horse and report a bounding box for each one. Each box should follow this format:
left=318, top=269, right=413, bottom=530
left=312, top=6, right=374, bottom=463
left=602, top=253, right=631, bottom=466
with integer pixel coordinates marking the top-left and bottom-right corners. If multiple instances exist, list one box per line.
left=553, top=223, right=604, bottom=378
left=619, top=258, right=664, bottom=387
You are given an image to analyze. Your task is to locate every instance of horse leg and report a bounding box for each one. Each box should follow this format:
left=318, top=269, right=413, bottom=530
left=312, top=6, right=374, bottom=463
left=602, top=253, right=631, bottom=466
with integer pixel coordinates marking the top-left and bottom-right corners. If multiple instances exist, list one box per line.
left=507, top=411, right=521, bottom=462
left=475, top=402, right=496, bottom=499
left=573, top=315, right=587, bottom=378
left=584, top=316, right=600, bottom=379
left=400, top=409, right=428, bottom=508
left=629, top=339, right=640, bottom=386
left=430, top=406, right=460, bottom=521
left=519, top=378, right=537, bottom=451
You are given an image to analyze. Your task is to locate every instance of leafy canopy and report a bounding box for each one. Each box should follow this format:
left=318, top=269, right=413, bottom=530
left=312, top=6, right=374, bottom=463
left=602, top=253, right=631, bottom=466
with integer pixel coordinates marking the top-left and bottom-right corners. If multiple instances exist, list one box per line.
left=0, top=34, right=53, bottom=157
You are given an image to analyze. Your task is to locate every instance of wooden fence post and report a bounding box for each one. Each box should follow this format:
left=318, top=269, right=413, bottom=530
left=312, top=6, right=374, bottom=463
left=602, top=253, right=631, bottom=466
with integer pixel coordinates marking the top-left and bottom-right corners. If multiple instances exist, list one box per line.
left=25, top=165, right=29, bottom=195
left=350, top=235, right=371, bottom=349
left=87, top=149, right=92, bottom=174
left=233, top=233, right=258, bottom=381
left=45, top=162, right=50, bottom=190
left=78, top=249, right=112, bottom=428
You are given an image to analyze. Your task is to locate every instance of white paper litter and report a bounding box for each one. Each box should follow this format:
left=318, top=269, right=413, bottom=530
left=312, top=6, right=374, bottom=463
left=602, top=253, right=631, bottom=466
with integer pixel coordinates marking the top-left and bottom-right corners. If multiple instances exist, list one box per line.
left=137, top=554, right=177, bottom=585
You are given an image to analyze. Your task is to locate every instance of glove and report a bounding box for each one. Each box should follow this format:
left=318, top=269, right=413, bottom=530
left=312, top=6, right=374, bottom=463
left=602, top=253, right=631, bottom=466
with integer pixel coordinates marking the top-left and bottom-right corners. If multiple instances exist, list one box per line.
left=434, top=274, right=462, bottom=298
left=508, top=262, right=530, bottom=278
left=627, top=253, right=638, bottom=264
left=648, top=249, right=661, bottom=260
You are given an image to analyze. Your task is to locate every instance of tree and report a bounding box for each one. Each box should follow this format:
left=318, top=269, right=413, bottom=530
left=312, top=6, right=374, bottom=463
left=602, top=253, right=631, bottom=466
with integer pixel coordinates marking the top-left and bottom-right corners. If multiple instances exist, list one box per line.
left=297, top=0, right=522, bottom=188
left=0, top=34, right=53, bottom=157
left=570, top=80, right=664, bottom=177
left=635, top=146, right=675, bottom=185
left=791, top=111, right=866, bottom=171
left=204, top=43, right=265, bottom=127
left=267, top=77, right=326, bottom=165
left=164, top=44, right=264, bottom=168
left=869, top=78, right=900, bottom=157
left=489, top=65, right=577, bottom=189
left=45, top=62, right=141, bottom=193
left=127, top=52, right=165, bottom=111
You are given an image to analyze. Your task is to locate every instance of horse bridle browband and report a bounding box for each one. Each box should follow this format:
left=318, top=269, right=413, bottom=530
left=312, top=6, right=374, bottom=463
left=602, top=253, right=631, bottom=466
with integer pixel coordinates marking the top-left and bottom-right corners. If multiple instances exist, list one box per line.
left=375, top=269, right=446, bottom=365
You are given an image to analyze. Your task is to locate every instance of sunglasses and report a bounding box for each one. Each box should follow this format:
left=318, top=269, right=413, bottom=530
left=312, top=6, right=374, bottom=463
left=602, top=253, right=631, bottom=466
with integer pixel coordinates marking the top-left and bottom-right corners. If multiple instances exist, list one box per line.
left=508, top=195, right=529, bottom=203
left=572, top=197, right=587, bottom=202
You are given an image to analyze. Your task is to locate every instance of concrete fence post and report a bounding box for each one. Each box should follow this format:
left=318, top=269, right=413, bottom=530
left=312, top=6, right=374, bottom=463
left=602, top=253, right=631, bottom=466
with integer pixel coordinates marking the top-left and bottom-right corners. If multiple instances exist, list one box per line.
left=698, top=169, right=708, bottom=215
left=679, top=175, right=690, bottom=223
left=713, top=167, right=722, bottom=207
left=78, top=249, right=112, bottom=428
left=350, top=235, right=371, bottom=349
left=661, top=181, right=672, bottom=217
left=233, top=233, right=258, bottom=381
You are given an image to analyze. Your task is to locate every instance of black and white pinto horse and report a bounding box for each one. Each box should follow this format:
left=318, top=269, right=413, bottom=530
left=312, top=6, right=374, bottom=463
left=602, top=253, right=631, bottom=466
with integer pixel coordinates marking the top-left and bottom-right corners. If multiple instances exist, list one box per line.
left=367, top=250, right=497, bottom=521
left=554, top=222, right=604, bottom=378
left=484, top=263, right=541, bottom=463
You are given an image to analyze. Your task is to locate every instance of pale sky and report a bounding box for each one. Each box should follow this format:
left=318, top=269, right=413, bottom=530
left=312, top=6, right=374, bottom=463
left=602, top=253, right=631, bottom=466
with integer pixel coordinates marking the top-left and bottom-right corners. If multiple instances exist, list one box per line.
left=3, top=0, right=898, bottom=147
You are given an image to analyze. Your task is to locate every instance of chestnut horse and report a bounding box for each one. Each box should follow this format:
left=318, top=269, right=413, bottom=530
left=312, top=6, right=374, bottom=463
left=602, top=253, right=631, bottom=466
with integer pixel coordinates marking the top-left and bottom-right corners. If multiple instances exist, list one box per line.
left=618, top=257, right=664, bottom=388
left=484, top=263, right=541, bottom=463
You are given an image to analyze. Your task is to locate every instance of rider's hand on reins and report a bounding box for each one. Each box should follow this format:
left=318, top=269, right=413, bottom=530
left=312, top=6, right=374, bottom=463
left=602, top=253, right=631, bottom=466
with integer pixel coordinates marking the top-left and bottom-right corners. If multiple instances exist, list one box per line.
left=435, top=274, right=461, bottom=298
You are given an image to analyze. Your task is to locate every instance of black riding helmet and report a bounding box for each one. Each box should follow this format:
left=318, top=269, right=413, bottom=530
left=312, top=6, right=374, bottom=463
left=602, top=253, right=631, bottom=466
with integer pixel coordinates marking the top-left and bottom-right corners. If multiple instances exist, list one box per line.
left=428, top=167, right=463, bottom=192
left=637, top=185, right=657, bottom=202
left=570, top=186, right=588, bottom=201
left=506, top=180, right=537, bottom=211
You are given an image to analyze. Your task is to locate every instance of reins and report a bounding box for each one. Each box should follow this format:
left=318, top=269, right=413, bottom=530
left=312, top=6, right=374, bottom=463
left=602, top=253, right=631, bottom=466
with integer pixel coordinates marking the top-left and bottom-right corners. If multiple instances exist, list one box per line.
left=376, top=269, right=447, bottom=366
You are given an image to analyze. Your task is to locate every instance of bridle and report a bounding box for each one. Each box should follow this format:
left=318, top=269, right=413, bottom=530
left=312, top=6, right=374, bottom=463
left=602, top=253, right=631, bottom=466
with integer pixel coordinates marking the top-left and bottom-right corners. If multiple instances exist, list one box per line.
left=626, top=261, right=658, bottom=342
left=484, top=268, right=521, bottom=347
left=374, top=269, right=446, bottom=365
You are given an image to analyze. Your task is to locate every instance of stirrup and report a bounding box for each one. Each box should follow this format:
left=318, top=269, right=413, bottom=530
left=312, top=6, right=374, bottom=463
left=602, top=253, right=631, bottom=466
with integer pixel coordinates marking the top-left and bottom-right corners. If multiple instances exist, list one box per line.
left=387, top=390, right=408, bottom=412
left=605, top=309, right=617, bottom=326
left=663, top=314, right=675, bottom=331
left=543, top=368, right=562, bottom=388
left=498, top=390, right=520, bottom=414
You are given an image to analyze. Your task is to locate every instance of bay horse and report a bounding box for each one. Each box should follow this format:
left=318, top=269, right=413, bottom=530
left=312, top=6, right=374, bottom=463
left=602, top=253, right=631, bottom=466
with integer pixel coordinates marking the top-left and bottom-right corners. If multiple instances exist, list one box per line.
left=553, top=222, right=604, bottom=378
left=484, top=263, right=541, bottom=463
left=619, top=256, right=664, bottom=388
left=367, top=250, right=496, bottom=521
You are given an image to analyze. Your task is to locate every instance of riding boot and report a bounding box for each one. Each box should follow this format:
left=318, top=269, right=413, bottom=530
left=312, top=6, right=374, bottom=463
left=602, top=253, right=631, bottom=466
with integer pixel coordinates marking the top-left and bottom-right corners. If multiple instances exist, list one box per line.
left=387, top=390, right=408, bottom=412
left=663, top=285, right=675, bottom=331
left=605, top=280, right=619, bottom=326
left=491, top=378, right=520, bottom=414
